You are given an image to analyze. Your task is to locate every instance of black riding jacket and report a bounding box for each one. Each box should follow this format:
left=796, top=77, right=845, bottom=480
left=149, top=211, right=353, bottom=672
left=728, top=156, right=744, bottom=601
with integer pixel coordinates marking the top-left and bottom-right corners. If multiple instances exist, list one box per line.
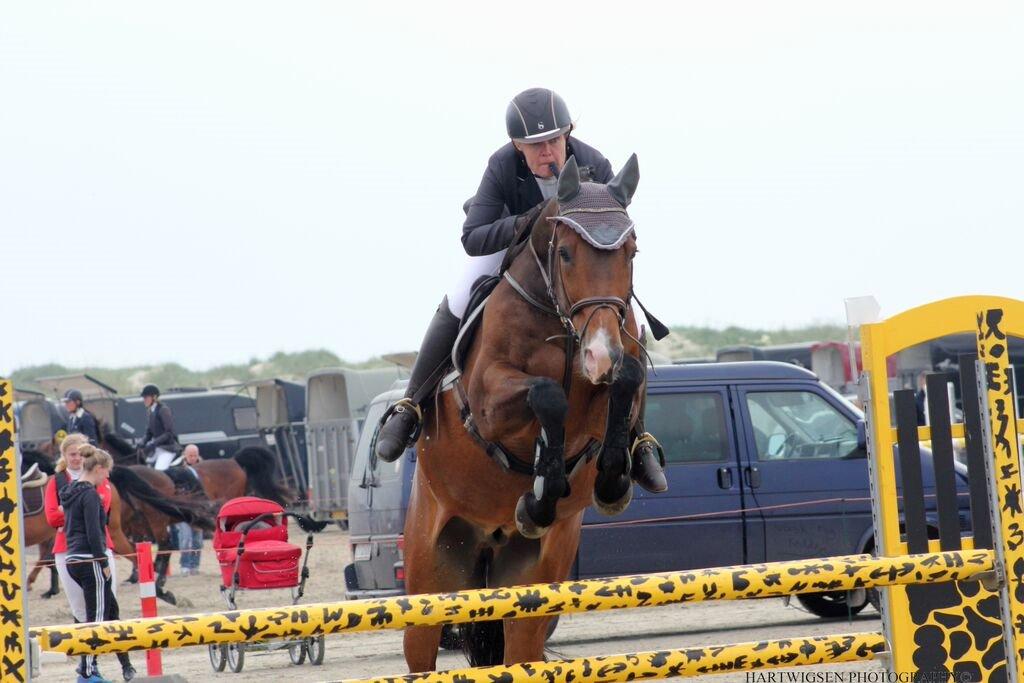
left=461, top=138, right=613, bottom=256
left=66, top=409, right=100, bottom=445
left=143, top=402, right=178, bottom=452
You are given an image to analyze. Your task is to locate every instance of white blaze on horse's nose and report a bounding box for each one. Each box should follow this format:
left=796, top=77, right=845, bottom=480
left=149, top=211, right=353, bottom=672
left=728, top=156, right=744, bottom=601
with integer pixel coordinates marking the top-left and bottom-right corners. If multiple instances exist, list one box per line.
left=583, top=328, right=613, bottom=383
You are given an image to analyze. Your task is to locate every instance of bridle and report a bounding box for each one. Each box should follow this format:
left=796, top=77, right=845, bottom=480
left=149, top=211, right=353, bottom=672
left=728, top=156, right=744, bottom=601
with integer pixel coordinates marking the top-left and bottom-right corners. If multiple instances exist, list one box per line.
left=504, top=219, right=647, bottom=390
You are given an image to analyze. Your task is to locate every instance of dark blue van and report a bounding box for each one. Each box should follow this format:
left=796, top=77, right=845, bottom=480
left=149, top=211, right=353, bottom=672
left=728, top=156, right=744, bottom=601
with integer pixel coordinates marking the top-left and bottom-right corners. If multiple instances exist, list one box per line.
left=344, top=362, right=970, bottom=618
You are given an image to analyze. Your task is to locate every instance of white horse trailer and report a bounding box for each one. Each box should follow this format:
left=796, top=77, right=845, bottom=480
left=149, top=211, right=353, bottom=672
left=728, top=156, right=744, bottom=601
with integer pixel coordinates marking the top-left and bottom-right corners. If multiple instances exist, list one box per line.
left=250, top=379, right=308, bottom=508
left=305, top=367, right=408, bottom=523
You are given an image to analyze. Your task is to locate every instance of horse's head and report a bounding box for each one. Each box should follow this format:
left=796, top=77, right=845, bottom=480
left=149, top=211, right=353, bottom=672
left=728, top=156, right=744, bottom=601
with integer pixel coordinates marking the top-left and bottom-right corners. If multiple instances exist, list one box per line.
left=535, top=154, right=640, bottom=385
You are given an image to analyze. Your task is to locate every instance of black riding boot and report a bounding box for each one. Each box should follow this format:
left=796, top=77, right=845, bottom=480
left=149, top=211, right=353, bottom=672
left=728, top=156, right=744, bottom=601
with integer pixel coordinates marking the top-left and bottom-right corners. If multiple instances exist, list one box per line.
left=375, top=298, right=461, bottom=462
left=631, top=432, right=668, bottom=493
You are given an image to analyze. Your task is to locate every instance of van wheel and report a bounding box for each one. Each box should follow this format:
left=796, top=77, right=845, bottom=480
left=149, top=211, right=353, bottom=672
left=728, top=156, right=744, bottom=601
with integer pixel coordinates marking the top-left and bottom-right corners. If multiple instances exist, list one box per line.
left=797, top=590, right=868, bottom=618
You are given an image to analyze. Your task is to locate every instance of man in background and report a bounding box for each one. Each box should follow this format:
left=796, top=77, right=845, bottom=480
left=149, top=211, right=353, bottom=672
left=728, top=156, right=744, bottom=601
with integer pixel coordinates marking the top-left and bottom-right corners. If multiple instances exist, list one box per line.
left=173, top=444, right=204, bottom=576
left=139, top=385, right=179, bottom=470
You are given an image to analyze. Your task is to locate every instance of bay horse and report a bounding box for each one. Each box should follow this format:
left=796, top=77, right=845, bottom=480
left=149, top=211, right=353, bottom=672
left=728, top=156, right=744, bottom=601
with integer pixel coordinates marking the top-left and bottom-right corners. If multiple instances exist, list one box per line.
left=404, top=155, right=654, bottom=670
left=109, top=465, right=216, bottom=603
left=164, top=446, right=295, bottom=506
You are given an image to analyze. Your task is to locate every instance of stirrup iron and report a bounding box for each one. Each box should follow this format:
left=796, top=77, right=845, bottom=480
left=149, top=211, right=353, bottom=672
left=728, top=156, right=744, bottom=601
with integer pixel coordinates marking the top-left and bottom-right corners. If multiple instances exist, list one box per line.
left=630, top=432, right=665, bottom=466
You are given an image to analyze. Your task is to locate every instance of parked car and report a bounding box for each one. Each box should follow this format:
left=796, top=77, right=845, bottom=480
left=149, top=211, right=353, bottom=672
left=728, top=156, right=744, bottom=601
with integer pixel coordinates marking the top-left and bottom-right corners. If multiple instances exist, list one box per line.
left=344, top=362, right=971, bottom=618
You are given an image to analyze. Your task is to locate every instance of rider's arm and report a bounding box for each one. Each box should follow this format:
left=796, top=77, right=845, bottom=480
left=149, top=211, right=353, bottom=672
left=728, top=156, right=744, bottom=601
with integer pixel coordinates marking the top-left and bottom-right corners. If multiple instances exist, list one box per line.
left=149, top=405, right=177, bottom=448
left=461, top=165, right=521, bottom=257
left=44, top=478, right=65, bottom=528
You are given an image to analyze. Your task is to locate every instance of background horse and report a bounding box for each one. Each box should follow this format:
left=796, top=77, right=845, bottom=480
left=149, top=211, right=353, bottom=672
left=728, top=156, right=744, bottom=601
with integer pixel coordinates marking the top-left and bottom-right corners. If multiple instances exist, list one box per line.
left=109, top=465, right=216, bottom=603
left=164, top=446, right=295, bottom=506
left=403, top=156, right=649, bottom=670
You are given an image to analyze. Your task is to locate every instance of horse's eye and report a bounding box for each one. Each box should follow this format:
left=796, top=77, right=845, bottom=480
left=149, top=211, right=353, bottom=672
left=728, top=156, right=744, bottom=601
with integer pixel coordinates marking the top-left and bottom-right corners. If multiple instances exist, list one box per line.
left=558, top=247, right=571, bottom=263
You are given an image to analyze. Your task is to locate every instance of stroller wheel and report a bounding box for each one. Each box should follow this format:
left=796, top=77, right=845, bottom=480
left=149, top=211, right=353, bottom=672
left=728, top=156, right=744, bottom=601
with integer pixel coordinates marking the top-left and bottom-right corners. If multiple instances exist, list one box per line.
left=288, top=640, right=307, bottom=665
left=227, top=643, right=246, bottom=673
left=306, top=635, right=325, bottom=665
left=208, top=644, right=227, bottom=672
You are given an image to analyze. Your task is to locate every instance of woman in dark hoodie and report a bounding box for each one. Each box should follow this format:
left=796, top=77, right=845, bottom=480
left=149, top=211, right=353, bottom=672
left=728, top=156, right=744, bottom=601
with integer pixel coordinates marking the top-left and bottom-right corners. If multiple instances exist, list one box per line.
left=61, top=445, right=134, bottom=682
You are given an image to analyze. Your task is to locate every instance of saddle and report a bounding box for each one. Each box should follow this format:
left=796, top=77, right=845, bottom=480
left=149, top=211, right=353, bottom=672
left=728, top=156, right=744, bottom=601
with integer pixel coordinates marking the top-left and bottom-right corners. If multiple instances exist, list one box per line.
left=21, top=464, right=48, bottom=517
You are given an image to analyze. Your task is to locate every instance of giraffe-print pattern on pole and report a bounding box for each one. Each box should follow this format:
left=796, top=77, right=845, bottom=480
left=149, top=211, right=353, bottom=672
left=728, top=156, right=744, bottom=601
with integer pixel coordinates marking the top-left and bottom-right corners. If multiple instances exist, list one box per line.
left=0, top=379, right=28, bottom=683
left=337, top=633, right=887, bottom=683
left=38, top=550, right=992, bottom=656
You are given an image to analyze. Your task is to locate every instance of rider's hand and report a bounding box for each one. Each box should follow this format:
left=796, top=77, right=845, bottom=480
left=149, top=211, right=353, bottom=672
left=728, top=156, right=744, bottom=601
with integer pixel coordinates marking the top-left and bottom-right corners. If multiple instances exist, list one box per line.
left=102, top=566, right=111, bottom=579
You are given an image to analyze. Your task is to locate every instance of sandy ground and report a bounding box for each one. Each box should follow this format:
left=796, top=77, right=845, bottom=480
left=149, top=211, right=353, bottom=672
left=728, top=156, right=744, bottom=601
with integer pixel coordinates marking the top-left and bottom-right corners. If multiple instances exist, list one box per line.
left=27, top=524, right=888, bottom=682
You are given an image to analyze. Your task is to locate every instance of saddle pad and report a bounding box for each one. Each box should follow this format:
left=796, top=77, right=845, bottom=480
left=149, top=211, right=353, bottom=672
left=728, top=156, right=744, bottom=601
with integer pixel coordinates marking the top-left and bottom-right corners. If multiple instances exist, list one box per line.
left=453, top=275, right=501, bottom=373
left=22, top=486, right=45, bottom=518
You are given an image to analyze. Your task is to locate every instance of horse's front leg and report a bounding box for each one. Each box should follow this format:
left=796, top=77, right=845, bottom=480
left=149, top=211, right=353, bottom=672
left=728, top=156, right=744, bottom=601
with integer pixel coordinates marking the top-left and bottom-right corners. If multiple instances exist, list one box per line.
left=515, top=377, right=570, bottom=538
left=594, top=355, right=645, bottom=515
left=476, top=366, right=569, bottom=539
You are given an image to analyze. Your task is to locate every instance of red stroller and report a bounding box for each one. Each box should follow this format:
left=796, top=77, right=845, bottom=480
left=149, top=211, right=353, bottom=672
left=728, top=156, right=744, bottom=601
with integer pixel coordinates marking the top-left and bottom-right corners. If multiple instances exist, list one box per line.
left=207, top=497, right=325, bottom=673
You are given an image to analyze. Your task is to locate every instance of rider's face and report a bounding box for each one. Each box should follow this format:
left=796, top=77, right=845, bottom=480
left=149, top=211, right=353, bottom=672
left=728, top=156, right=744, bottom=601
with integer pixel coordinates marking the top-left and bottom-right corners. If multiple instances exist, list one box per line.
left=515, top=135, right=567, bottom=178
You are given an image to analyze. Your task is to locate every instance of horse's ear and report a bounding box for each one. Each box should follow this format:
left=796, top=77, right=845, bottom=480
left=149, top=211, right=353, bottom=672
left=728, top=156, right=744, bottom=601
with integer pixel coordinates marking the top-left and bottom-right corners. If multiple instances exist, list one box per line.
left=607, top=153, right=640, bottom=208
left=557, top=155, right=581, bottom=203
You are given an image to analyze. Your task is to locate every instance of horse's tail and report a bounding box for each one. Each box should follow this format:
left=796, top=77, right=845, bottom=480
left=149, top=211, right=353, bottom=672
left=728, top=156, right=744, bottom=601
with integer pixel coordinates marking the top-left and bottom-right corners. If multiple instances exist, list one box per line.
left=459, top=620, right=505, bottom=667
left=102, top=430, right=137, bottom=459
left=458, top=550, right=505, bottom=666
left=109, top=467, right=216, bottom=531
left=233, top=446, right=295, bottom=506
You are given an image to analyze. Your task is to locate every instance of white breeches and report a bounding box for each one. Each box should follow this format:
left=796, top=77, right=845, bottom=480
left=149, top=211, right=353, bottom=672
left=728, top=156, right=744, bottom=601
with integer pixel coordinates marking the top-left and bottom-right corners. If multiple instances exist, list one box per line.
left=56, top=549, right=117, bottom=622
left=446, top=249, right=507, bottom=319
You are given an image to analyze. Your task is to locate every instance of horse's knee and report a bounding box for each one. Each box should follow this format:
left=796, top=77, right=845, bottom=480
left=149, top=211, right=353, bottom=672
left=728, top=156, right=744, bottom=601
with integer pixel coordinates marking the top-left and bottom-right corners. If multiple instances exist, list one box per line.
left=526, top=378, right=567, bottom=429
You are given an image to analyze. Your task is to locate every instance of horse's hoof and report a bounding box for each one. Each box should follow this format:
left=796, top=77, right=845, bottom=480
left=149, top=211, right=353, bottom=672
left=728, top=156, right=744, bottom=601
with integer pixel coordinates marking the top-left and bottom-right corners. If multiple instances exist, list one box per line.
left=515, top=496, right=549, bottom=539
left=157, top=591, right=177, bottom=606
left=593, top=482, right=633, bottom=516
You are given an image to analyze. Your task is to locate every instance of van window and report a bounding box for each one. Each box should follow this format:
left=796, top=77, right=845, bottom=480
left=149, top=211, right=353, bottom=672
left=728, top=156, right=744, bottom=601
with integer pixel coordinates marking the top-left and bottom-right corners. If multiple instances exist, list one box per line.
left=356, top=401, right=387, bottom=486
left=746, top=391, right=858, bottom=460
left=644, top=392, right=728, bottom=463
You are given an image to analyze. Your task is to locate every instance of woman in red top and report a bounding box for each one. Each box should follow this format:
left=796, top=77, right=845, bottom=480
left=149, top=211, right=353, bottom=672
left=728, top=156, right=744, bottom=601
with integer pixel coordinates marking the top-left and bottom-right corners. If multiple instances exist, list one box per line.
left=44, top=433, right=118, bottom=620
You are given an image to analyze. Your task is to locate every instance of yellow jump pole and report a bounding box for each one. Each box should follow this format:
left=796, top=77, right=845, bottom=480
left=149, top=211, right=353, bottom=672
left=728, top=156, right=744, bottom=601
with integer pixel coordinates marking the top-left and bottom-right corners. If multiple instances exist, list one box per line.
left=38, top=550, right=991, bottom=656
left=337, top=632, right=887, bottom=683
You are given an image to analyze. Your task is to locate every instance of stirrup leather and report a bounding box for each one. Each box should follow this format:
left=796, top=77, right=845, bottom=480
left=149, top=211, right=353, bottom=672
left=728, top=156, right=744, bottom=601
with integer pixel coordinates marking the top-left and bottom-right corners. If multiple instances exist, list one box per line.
left=630, top=432, right=665, bottom=467
left=382, top=398, right=425, bottom=448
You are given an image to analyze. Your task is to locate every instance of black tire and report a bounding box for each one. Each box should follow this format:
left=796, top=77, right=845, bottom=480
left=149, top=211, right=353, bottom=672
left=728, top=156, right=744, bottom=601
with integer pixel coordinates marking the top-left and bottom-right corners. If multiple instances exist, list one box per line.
left=289, top=640, right=307, bottom=665
left=209, top=644, right=227, bottom=672
left=307, top=635, right=325, bottom=665
left=227, top=643, right=245, bottom=673
left=797, top=590, right=869, bottom=618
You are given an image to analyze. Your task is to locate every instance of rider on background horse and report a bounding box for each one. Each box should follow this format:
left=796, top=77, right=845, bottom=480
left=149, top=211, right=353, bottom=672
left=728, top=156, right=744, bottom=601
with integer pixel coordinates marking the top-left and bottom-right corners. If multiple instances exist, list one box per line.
left=375, top=87, right=666, bottom=493
left=63, top=388, right=100, bottom=445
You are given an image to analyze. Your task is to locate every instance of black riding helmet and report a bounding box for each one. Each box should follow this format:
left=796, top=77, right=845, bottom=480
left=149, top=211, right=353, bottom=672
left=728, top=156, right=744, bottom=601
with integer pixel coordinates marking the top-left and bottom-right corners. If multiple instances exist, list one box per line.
left=140, top=384, right=160, bottom=398
left=506, top=88, right=572, bottom=144
left=62, top=389, right=83, bottom=405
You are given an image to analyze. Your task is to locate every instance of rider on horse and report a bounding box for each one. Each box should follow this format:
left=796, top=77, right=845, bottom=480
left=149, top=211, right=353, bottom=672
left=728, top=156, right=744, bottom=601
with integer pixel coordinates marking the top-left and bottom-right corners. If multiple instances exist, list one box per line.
left=375, top=88, right=667, bottom=493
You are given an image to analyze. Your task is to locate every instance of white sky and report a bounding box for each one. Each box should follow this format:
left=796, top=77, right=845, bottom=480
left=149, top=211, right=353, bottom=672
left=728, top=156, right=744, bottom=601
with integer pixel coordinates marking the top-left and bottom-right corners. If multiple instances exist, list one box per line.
left=2, top=1, right=1022, bottom=374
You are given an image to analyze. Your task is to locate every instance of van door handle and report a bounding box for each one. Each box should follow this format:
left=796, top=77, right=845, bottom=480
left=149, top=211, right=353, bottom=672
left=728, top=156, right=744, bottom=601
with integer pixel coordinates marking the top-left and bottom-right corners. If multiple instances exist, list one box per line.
left=745, top=466, right=762, bottom=488
left=717, top=467, right=733, bottom=489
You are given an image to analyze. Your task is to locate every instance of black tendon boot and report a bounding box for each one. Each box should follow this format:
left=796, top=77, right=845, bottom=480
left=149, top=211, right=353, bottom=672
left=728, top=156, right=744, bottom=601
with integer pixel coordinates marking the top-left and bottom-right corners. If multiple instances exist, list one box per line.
left=375, top=298, right=462, bottom=462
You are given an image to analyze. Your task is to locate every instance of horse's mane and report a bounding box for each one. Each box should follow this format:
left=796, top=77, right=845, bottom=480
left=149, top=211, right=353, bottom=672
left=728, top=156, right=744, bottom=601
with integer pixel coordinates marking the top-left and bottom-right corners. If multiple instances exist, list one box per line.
left=21, top=450, right=56, bottom=476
